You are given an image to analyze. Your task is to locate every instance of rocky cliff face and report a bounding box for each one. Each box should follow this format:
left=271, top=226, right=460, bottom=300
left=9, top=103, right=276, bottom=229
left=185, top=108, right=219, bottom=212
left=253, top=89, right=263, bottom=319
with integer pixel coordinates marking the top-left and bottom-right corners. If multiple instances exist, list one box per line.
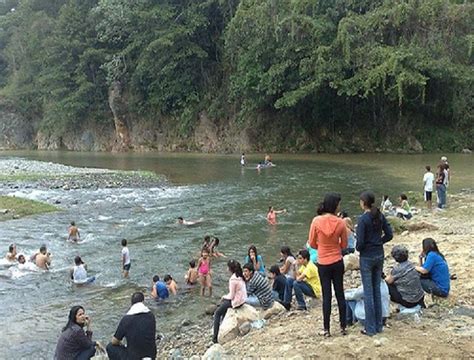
left=0, top=105, right=429, bottom=153
left=0, top=102, right=35, bottom=150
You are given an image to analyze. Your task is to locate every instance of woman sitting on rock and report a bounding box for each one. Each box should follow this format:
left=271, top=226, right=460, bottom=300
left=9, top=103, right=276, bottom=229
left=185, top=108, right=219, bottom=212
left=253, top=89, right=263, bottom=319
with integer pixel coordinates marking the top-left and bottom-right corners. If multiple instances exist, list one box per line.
left=212, top=260, right=247, bottom=344
left=385, top=245, right=425, bottom=308
left=415, top=238, right=450, bottom=298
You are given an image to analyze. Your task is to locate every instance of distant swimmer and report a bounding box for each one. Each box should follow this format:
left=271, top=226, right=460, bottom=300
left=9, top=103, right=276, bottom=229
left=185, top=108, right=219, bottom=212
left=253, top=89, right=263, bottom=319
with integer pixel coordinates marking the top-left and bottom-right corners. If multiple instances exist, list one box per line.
left=31, top=245, right=52, bottom=270
left=17, top=254, right=37, bottom=271
left=264, top=154, right=272, bottom=164
left=240, top=153, right=246, bottom=166
left=68, top=221, right=81, bottom=242
left=6, top=243, right=17, bottom=262
left=266, top=206, right=287, bottom=225
left=70, top=256, right=95, bottom=284
left=177, top=217, right=203, bottom=226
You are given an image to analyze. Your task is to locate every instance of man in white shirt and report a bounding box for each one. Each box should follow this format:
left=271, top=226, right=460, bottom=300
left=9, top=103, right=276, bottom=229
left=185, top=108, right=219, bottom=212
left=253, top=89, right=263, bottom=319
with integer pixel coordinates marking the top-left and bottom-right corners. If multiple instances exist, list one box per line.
left=423, top=165, right=434, bottom=210
left=121, top=239, right=131, bottom=278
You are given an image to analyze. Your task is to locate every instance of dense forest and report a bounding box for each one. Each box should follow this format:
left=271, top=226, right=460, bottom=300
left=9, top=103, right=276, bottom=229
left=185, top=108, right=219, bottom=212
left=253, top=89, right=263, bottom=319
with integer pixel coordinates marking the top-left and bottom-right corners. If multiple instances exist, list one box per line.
left=0, top=0, right=472, bottom=152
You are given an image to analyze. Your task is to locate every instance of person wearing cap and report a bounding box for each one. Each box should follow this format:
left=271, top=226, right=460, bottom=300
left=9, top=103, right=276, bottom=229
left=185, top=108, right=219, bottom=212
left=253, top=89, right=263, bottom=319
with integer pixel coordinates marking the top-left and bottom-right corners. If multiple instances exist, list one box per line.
left=70, top=256, right=95, bottom=284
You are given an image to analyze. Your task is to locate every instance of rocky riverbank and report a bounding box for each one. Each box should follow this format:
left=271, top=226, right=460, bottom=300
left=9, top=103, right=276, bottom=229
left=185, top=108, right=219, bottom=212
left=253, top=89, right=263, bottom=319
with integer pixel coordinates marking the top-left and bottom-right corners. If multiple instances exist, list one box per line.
left=157, top=191, right=474, bottom=359
left=0, top=158, right=166, bottom=190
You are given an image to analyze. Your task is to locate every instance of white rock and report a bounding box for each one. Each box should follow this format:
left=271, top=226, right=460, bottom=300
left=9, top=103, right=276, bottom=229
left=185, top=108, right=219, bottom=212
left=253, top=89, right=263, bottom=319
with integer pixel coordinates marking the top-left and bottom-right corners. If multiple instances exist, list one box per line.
left=218, top=304, right=259, bottom=344
left=202, top=344, right=227, bottom=360
left=402, top=230, right=409, bottom=236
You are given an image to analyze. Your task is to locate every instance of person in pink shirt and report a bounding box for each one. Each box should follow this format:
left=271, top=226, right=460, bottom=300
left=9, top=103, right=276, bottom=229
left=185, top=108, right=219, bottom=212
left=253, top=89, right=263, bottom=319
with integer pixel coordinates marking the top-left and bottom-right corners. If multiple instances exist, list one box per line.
left=212, top=260, right=247, bottom=343
left=266, top=206, right=287, bottom=225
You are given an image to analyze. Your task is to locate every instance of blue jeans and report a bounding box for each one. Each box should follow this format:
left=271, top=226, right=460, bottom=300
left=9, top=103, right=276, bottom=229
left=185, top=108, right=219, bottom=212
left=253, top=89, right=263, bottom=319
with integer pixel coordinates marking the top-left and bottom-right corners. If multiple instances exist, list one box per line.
left=420, top=278, right=448, bottom=297
left=437, top=184, right=446, bottom=208
left=346, top=300, right=358, bottom=325
left=283, top=277, right=315, bottom=309
left=360, top=255, right=384, bottom=335
left=76, top=345, right=96, bottom=360
left=245, top=295, right=262, bottom=307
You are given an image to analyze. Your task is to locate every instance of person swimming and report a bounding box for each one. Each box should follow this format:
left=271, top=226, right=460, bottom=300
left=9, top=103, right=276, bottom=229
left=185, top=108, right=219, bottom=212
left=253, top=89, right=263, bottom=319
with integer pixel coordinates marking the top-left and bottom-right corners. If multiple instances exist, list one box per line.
left=177, top=217, right=203, bottom=226
left=266, top=206, right=287, bottom=225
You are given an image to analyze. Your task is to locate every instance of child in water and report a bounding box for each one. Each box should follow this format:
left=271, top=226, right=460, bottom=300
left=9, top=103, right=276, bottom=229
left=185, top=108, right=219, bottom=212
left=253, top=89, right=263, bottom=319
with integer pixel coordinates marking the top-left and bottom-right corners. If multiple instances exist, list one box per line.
left=209, top=237, right=225, bottom=258
left=164, top=274, right=178, bottom=295
left=197, top=248, right=212, bottom=296
left=185, top=260, right=199, bottom=285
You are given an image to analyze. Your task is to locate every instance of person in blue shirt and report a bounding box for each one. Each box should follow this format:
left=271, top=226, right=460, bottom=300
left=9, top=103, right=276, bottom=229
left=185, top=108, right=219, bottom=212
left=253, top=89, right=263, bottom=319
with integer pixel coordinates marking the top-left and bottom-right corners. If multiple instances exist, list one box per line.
left=415, top=238, right=450, bottom=297
left=245, top=245, right=265, bottom=274
left=151, top=275, right=169, bottom=300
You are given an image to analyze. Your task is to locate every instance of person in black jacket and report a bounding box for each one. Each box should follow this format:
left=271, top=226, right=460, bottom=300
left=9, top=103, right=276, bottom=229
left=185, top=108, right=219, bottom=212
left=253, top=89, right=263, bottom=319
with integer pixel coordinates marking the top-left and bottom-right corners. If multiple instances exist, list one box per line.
left=106, top=292, right=157, bottom=360
left=356, top=191, right=393, bottom=336
left=54, top=306, right=98, bottom=360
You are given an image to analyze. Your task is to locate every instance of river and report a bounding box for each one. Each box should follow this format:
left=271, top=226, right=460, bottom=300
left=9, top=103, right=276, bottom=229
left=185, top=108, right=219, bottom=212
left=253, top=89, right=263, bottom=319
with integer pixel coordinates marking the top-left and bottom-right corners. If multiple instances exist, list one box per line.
left=0, top=151, right=472, bottom=359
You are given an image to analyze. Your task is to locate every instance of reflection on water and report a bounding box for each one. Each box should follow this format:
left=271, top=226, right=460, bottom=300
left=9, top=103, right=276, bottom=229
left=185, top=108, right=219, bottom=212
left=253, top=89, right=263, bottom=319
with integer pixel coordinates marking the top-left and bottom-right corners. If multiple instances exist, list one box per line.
left=0, top=151, right=472, bottom=358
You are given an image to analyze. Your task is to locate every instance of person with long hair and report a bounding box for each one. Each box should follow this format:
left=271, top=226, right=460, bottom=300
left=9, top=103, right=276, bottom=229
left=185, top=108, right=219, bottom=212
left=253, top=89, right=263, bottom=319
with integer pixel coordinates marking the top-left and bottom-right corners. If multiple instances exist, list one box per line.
left=435, top=163, right=447, bottom=208
left=54, top=306, right=99, bottom=360
left=245, top=245, right=265, bottom=274
left=213, top=260, right=247, bottom=343
left=309, top=193, right=348, bottom=337
left=279, top=246, right=297, bottom=278
left=415, top=238, right=450, bottom=297
left=356, top=191, right=393, bottom=336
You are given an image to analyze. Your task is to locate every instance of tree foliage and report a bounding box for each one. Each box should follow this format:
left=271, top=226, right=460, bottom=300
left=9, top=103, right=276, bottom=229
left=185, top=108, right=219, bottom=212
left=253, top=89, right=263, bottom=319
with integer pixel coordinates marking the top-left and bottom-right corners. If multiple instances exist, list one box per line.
left=0, top=0, right=472, bottom=148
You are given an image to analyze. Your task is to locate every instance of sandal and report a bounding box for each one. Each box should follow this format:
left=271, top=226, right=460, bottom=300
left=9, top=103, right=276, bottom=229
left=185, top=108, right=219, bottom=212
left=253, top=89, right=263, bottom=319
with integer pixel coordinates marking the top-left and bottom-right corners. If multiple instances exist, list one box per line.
left=360, top=329, right=374, bottom=336
left=341, top=328, right=347, bottom=336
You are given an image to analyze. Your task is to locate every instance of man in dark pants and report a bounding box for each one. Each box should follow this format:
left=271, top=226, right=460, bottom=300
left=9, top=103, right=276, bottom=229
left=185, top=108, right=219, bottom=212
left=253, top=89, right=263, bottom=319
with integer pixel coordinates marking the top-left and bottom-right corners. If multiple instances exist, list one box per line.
left=106, top=292, right=156, bottom=360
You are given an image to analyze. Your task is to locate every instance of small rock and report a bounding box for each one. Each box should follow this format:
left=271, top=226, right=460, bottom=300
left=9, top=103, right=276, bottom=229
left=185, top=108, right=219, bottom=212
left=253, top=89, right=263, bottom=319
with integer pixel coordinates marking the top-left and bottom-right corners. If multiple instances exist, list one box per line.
left=169, top=348, right=183, bottom=360
left=54, top=200, right=61, bottom=204
left=202, top=344, right=226, bottom=360
left=279, top=344, right=292, bottom=352
left=373, top=337, right=389, bottom=347
left=0, top=209, right=9, bottom=214
left=180, top=319, right=192, bottom=327
left=238, top=321, right=251, bottom=336
left=402, top=230, right=409, bottom=236
left=205, top=304, right=218, bottom=315
left=461, top=148, right=472, bottom=154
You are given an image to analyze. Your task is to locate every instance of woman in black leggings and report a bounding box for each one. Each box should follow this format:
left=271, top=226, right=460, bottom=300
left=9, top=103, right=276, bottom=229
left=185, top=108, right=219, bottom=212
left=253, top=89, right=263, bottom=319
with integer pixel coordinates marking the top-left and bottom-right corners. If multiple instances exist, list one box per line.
left=308, top=193, right=348, bottom=337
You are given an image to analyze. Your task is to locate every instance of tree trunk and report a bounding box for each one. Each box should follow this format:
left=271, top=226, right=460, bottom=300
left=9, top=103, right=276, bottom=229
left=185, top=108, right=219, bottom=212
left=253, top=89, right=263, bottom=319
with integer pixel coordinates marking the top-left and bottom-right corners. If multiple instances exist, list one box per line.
left=108, top=80, right=132, bottom=151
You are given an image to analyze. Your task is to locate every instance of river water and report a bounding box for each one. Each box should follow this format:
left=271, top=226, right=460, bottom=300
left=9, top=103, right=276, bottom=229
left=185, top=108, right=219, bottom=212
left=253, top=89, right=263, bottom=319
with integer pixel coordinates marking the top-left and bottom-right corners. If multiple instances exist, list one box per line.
left=0, top=151, right=472, bottom=359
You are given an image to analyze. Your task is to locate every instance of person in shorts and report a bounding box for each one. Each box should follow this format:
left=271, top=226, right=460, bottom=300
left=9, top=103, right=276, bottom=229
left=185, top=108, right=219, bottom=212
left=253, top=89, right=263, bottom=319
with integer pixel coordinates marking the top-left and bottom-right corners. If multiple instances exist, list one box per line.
left=423, top=165, right=434, bottom=210
left=121, top=239, right=131, bottom=278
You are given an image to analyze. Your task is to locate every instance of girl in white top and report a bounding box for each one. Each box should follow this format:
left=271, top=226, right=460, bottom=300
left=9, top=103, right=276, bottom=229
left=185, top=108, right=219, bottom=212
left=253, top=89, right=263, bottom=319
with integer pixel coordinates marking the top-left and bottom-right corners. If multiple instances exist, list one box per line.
left=279, top=246, right=297, bottom=279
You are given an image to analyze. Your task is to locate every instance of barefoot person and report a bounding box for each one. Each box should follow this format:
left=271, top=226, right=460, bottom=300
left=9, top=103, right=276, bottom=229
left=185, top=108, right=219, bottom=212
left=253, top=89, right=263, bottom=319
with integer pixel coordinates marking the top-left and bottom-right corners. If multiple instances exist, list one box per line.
left=121, top=239, right=131, bottom=278
left=55, top=306, right=102, bottom=360
left=31, top=245, right=51, bottom=270
left=68, top=221, right=81, bottom=242
left=151, top=275, right=169, bottom=300
left=70, top=256, right=95, bottom=284
left=198, top=248, right=212, bottom=296
left=164, top=275, right=178, bottom=295
left=266, top=206, right=286, bottom=225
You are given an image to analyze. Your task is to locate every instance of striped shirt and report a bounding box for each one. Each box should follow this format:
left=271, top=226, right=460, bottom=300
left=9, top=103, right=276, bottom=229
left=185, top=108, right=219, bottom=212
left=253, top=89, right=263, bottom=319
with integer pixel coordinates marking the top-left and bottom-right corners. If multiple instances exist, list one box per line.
left=246, top=272, right=274, bottom=309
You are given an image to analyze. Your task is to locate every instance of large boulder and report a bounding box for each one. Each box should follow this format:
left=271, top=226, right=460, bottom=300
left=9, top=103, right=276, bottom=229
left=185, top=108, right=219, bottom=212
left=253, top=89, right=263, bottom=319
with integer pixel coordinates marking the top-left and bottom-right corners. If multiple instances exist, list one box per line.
left=262, top=301, right=286, bottom=319
left=217, top=304, right=259, bottom=344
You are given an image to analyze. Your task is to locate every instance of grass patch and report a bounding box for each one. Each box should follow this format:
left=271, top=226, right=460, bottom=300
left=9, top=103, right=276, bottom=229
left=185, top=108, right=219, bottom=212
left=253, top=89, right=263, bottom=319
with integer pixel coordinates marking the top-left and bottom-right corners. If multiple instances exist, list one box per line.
left=0, top=196, right=58, bottom=221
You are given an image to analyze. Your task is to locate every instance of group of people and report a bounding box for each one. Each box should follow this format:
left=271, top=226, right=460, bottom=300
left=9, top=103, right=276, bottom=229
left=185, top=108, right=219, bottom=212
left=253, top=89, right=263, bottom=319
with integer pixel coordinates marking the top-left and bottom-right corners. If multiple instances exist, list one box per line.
left=212, top=191, right=451, bottom=343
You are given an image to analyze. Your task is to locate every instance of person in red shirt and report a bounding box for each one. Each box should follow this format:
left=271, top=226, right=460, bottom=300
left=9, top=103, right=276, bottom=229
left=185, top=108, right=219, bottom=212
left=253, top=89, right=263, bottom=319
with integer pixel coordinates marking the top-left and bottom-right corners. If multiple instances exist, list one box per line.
left=308, top=192, right=348, bottom=337
left=266, top=206, right=286, bottom=225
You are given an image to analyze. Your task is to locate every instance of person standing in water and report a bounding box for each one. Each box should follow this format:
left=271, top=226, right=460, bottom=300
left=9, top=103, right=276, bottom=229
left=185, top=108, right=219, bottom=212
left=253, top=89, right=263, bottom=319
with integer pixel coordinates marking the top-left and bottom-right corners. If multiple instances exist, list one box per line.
left=121, top=239, right=131, bottom=278
left=198, top=248, right=212, bottom=296
left=267, top=206, right=287, bottom=225
left=6, top=243, right=17, bottom=261
left=68, top=221, right=80, bottom=242
left=240, top=153, right=246, bottom=166
left=31, top=245, right=52, bottom=270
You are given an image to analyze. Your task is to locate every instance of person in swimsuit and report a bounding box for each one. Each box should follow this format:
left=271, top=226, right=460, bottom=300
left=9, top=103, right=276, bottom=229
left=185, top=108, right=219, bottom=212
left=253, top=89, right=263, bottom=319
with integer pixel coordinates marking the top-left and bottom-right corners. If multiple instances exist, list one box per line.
left=266, top=206, right=287, bottom=225
left=185, top=260, right=199, bottom=285
left=197, top=248, right=212, bottom=296
left=68, top=221, right=80, bottom=242
left=6, top=243, right=17, bottom=262
left=31, top=245, right=52, bottom=270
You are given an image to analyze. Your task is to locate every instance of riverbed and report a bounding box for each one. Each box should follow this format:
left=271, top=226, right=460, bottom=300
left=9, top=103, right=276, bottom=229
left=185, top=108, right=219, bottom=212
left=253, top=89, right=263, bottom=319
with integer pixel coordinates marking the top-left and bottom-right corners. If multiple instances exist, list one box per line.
left=0, top=151, right=472, bottom=359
